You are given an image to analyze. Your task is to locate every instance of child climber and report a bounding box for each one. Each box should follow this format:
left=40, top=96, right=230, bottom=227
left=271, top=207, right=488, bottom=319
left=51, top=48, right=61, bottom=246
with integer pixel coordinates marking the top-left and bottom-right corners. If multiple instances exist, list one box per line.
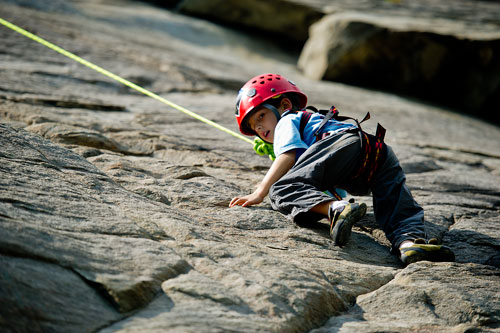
left=229, top=73, right=455, bottom=265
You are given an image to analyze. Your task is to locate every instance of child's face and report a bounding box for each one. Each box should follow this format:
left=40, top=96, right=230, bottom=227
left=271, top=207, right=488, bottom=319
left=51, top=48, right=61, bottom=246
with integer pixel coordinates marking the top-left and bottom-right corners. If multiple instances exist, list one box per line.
left=248, top=107, right=278, bottom=143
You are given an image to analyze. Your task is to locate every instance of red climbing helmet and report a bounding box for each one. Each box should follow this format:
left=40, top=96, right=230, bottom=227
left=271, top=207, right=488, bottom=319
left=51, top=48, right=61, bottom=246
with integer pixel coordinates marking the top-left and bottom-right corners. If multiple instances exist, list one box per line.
left=235, top=73, right=307, bottom=136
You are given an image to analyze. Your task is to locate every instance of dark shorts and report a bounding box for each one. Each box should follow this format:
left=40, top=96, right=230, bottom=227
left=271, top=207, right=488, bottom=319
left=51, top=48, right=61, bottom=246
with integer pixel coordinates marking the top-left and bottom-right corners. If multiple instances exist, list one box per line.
left=269, top=132, right=426, bottom=251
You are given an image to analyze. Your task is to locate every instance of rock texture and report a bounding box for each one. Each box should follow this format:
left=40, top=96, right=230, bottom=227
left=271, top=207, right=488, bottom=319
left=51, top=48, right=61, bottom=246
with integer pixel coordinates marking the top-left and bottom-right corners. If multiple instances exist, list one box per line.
left=176, top=0, right=324, bottom=45
left=1, top=0, right=500, bottom=332
left=298, top=12, right=500, bottom=125
left=312, top=262, right=500, bottom=332
left=172, top=0, right=500, bottom=123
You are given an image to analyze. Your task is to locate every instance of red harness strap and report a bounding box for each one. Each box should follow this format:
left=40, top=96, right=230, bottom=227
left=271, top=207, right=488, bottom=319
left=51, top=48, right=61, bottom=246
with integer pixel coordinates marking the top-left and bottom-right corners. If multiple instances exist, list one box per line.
left=352, top=124, right=387, bottom=185
left=295, top=106, right=388, bottom=187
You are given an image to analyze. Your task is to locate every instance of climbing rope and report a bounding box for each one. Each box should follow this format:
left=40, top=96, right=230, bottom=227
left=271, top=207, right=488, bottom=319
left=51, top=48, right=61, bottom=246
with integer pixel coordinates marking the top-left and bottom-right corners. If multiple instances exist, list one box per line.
left=253, top=138, right=275, bottom=161
left=0, top=17, right=254, bottom=145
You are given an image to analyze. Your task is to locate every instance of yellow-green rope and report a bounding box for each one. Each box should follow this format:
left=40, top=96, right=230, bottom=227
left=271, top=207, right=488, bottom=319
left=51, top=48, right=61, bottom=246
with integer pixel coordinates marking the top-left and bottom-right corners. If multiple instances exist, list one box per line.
left=0, top=17, right=254, bottom=145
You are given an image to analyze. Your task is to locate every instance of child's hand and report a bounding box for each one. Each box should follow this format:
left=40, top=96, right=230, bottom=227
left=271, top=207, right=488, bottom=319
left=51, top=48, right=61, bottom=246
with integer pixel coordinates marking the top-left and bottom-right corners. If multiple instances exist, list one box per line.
left=229, top=192, right=264, bottom=208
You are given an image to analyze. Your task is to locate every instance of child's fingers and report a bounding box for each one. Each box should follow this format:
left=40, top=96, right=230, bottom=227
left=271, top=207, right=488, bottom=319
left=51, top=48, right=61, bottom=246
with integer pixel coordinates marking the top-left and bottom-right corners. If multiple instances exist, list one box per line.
left=229, top=198, right=240, bottom=207
left=229, top=197, right=240, bottom=207
left=230, top=194, right=260, bottom=208
left=230, top=197, right=247, bottom=207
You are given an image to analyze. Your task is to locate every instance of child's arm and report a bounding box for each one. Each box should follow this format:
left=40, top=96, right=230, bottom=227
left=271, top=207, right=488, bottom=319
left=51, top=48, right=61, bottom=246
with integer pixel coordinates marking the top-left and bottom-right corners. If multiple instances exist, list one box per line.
left=229, top=150, right=296, bottom=207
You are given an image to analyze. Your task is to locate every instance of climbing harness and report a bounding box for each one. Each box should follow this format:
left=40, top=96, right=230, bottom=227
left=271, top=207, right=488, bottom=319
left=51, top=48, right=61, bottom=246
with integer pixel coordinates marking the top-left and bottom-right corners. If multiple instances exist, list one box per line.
left=0, top=17, right=254, bottom=146
left=354, top=125, right=387, bottom=185
left=291, top=105, right=388, bottom=188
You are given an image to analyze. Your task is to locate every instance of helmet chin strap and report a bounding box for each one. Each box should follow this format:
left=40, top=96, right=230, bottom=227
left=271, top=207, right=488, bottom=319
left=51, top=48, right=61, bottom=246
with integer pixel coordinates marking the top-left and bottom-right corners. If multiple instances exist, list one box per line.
left=257, top=104, right=293, bottom=143
left=262, top=103, right=282, bottom=122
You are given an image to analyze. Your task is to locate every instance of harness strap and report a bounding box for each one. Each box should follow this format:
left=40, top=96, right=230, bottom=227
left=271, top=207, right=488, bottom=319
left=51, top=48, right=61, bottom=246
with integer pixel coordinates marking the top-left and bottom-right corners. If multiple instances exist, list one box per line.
left=352, top=127, right=387, bottom=185
left=296, top=105, right=388, bottom=192
left=299, top=111, right=312, bottom=141
left=299, top=105, right=347, bottom=143
left=330, top=189, right=344, bottom=201
left=314, top=107, right=387, bottom=187
left=376, top=123, right=386, bottom=141
left=312, top=105, right=337, bottom=140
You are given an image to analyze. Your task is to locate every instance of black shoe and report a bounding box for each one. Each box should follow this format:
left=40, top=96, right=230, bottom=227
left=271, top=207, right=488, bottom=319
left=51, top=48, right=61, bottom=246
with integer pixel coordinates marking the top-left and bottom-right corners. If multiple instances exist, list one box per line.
left=329, top=202, right=367, bottom=246
left=400, top=238, right=455, bottom=265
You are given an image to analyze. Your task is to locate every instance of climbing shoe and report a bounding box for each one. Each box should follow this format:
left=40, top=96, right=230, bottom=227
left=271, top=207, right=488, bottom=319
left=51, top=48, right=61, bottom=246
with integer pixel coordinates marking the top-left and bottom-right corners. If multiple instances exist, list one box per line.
left=329, top=201, right=367, bottom=247
left=399, top=238, right=455, bottom=265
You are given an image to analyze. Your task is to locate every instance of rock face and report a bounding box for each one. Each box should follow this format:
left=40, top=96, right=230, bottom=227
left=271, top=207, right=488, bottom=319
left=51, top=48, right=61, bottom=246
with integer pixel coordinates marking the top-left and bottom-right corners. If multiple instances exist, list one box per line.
left=1, top=0, right=500, bottom=332
left=298, top=12, right=500, bottom=125
left=312, top=262, right=500, bottom=332
left=176, top=0, right=324, bottom=45
left=170, top=0, right=500, bottom=123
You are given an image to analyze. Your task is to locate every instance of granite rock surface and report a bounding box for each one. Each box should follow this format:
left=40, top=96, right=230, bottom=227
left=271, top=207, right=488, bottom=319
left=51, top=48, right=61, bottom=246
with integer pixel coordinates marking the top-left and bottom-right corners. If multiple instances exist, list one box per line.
left=1, top=0, right=499, bottom=332
left=177, top=0, right=500, bottom=123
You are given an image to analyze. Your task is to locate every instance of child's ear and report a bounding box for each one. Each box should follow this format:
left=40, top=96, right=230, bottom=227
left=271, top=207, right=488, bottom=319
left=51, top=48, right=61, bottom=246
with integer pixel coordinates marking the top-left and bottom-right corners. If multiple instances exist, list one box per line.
left=280, top=98, right=292, bottom=111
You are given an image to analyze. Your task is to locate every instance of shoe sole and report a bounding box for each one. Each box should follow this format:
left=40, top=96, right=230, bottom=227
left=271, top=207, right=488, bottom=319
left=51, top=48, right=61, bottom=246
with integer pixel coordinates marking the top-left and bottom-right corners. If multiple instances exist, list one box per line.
left=400, top=245, right=455, bottom=265
left=331, top=203, right=367, bottom=246
left=400, top=248, right=428, bottom=265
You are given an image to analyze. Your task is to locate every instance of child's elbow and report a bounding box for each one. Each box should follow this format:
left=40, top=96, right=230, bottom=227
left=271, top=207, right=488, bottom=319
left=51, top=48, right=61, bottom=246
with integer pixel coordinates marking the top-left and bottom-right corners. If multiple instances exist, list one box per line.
left=280, top=150, right=296, bottom=167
